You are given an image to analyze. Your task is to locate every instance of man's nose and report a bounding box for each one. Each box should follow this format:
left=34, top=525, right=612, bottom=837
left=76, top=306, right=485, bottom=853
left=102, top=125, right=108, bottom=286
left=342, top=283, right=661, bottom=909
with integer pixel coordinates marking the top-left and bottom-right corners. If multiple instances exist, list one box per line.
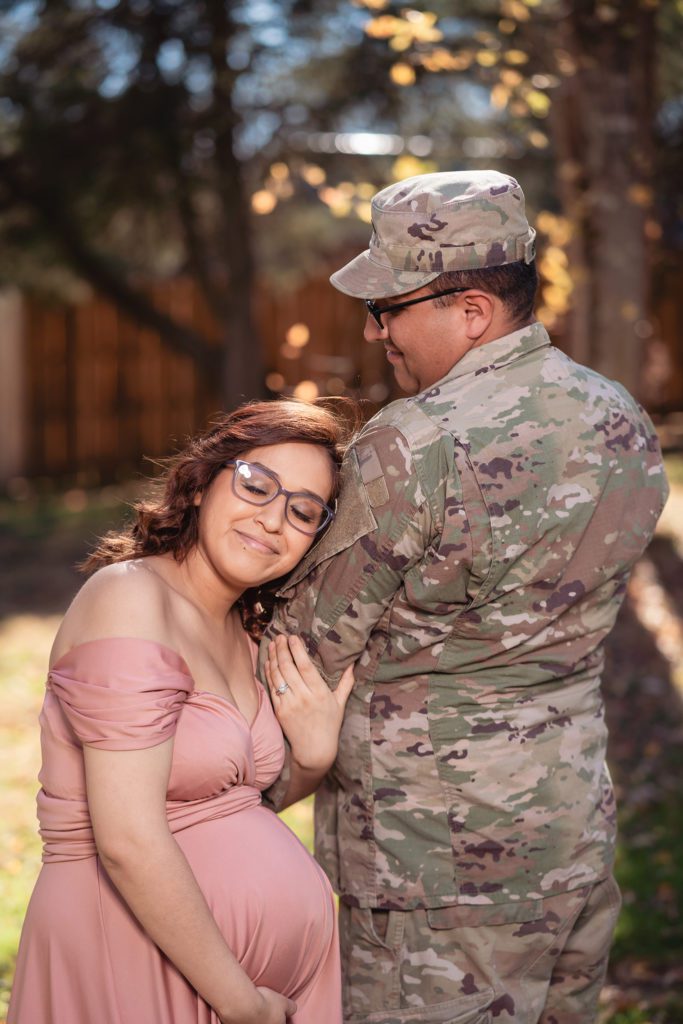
left=364, top=313, right=387, bottom=343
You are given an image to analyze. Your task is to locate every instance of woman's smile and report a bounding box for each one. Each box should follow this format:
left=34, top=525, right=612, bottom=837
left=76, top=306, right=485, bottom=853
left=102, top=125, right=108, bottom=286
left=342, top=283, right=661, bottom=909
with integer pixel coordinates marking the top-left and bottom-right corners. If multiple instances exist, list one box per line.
left=233, top=529, right=280, bottom=555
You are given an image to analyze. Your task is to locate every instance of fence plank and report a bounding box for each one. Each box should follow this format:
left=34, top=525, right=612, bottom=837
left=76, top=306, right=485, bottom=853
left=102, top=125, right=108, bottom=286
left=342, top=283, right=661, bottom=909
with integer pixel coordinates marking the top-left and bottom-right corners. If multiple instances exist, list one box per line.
left=0, top=290, right=26, bottom=483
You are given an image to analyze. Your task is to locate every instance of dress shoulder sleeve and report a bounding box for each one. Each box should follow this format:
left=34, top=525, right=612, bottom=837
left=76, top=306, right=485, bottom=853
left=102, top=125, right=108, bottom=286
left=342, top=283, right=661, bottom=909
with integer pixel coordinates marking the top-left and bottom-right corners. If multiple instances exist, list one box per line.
left=47, top=637, right=193, bottom=751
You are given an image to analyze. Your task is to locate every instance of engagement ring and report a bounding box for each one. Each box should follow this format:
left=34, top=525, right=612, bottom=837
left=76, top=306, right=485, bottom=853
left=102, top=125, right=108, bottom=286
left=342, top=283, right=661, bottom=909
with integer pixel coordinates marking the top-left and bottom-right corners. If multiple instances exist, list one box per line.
left=275, top=683, right=290, bottom=696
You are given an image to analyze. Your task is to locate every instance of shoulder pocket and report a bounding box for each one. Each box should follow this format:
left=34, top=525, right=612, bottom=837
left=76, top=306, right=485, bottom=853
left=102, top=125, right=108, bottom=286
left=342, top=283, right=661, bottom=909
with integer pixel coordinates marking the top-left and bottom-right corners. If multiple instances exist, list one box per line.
left=278, top=449, right=377, bottom=594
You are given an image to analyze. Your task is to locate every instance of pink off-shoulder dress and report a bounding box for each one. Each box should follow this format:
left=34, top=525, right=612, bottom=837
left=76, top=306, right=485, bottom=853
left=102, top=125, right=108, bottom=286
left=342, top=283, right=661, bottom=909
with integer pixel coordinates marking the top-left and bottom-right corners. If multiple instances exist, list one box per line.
left=8, top=637, right=341, bottom=1024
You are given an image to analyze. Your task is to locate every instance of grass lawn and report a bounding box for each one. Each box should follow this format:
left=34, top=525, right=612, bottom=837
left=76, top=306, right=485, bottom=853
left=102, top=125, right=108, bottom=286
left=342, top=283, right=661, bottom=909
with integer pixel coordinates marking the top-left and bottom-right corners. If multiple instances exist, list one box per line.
left=1, top=458, right=682, bottom=1022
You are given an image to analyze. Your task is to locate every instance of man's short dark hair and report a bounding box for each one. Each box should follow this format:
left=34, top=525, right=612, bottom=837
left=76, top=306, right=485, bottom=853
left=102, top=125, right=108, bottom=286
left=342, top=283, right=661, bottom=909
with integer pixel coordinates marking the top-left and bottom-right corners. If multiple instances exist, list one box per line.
left=428, top=260, right=538, bottom=327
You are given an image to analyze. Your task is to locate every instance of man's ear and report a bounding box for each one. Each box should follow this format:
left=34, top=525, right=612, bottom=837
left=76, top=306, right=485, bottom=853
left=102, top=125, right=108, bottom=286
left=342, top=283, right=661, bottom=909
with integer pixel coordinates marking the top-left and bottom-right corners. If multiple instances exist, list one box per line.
left=461, top=290, right=496, bottom=340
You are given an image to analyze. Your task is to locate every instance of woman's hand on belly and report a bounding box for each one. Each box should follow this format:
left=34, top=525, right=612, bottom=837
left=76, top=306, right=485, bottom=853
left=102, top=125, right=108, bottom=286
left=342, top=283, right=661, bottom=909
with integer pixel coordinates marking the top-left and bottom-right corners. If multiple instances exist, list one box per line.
left=221, top=987, right=296, bottom=1024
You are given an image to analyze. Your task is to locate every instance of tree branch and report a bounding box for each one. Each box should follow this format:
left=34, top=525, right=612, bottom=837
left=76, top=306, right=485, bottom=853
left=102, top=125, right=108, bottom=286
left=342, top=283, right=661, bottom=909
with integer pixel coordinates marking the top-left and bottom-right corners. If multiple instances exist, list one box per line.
left=0, top=155, right=221, bottom=376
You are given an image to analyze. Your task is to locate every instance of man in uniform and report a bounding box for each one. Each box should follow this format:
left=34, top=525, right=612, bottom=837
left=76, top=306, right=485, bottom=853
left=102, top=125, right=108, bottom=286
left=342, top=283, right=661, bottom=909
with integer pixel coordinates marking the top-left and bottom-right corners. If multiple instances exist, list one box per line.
left=264, top=171, right=668, bottom=1023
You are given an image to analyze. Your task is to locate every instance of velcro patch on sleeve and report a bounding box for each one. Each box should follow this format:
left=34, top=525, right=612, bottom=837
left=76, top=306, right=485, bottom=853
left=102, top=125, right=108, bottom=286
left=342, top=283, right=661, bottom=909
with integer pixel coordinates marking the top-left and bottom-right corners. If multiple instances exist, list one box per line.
left=357, top=443, right=389, bottom=507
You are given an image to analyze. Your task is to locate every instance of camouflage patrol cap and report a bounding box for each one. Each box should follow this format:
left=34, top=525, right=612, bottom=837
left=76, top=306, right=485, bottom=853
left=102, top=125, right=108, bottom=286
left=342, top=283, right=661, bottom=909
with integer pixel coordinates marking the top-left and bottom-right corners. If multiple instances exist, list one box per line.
left=330, top=170, right=536, bottom=299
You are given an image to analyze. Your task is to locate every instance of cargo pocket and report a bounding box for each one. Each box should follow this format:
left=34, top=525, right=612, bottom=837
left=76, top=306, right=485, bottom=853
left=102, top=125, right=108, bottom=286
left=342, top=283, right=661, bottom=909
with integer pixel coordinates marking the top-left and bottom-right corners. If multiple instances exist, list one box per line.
left=341, top=906, right=495, bottom=1024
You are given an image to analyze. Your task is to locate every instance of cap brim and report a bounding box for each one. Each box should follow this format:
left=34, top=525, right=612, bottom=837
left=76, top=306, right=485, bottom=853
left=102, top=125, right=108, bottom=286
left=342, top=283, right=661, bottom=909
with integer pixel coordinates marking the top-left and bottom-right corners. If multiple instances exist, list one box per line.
left=330, top=249, right=442, bottom=299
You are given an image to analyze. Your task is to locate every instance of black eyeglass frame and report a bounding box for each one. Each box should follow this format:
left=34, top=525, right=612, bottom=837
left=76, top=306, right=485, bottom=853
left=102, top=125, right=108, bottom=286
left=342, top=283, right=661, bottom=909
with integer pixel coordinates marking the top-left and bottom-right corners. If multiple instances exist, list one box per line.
left=225, top=459, right=335, bottom=535
left=365, top=286, right=469, bottom=329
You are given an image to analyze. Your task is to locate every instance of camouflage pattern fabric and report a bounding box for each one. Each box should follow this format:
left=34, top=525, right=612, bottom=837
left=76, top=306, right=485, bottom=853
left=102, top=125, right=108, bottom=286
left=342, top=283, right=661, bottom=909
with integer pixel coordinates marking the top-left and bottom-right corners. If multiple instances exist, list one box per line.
left=264, top=322, right=668, bottom=915
left=339, top=873, right=621, bottom=1023
left=330, top=170, right=536, bottom=299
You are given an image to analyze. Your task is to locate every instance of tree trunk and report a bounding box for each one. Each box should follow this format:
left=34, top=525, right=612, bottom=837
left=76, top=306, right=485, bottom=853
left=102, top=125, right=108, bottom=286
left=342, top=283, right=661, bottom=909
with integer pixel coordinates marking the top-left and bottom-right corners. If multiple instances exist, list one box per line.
left=550, top=1, right=656, bottom=396
left=206, top=2, right=266, bottom=411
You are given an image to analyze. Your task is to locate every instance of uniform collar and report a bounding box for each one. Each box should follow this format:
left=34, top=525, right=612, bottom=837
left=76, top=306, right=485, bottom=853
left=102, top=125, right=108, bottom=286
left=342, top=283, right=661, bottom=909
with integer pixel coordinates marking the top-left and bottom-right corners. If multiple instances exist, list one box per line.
left=416, top=321, right=551, bottom=396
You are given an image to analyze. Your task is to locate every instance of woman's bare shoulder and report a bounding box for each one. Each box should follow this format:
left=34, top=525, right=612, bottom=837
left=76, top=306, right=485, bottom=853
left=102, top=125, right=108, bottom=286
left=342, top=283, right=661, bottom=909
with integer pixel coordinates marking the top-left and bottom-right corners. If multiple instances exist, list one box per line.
left=50, top=560, right=173, bottom=666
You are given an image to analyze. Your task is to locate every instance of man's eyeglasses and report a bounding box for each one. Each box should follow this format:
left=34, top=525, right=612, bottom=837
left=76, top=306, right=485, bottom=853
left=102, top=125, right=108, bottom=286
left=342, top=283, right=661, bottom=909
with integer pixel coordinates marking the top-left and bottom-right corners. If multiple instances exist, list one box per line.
left=225, top=459, right=335, bottom=535
left=365, top=286, right=469, bottom=329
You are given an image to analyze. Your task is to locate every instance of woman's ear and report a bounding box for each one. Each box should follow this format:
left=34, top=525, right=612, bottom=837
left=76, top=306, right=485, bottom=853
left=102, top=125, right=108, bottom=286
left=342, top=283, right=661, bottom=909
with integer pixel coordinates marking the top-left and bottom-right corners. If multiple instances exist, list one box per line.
left=193, top=489, right=202, bottom=507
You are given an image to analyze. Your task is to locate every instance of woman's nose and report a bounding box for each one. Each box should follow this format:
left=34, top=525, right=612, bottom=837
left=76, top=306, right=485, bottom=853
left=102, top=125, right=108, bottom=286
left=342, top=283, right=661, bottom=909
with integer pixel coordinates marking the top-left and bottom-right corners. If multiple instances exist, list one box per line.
left=253, top=496, right=287, bottom=532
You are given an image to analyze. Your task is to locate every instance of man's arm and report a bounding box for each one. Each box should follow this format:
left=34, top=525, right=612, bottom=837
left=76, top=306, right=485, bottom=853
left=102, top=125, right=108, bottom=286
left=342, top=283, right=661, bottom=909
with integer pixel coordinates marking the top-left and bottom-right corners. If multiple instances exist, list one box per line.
left=260, top=422, right=449, bottom=809
left=278, top=426, right=442, bottom=670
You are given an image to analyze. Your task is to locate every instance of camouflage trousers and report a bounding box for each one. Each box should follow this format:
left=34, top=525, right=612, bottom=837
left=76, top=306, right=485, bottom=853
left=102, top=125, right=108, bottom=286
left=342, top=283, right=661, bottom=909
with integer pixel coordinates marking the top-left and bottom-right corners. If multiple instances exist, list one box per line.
left=339, top=874, right=621, bottom=1024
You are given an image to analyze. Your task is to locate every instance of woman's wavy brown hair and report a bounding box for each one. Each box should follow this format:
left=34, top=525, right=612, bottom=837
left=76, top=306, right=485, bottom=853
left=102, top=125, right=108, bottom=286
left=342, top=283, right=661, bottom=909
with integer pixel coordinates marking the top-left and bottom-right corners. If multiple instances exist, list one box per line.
left=81, top=399, right=357, bottom=636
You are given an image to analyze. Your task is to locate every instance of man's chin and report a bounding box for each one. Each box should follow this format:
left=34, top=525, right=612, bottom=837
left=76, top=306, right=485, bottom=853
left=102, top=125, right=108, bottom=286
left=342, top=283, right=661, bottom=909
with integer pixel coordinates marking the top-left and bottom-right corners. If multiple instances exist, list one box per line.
left=392, top=366, right=420, bottom=395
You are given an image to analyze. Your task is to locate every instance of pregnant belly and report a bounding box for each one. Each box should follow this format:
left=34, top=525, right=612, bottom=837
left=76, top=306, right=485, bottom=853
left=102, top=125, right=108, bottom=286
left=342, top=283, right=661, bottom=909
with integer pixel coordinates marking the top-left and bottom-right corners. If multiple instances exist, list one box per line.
left=174, top=805, right=337, bottom=998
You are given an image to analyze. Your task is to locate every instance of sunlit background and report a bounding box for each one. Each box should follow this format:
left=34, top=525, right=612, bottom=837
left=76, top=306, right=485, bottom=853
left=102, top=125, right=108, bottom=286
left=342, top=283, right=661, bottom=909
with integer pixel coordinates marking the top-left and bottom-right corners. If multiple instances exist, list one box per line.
left=1, top=1, right=682, bottom=1021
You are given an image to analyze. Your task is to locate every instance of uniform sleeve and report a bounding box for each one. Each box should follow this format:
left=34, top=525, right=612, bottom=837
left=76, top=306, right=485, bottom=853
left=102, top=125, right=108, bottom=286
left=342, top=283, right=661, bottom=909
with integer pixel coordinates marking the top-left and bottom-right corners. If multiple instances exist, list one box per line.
left=267, top=423, right=449, bottom=685
left=48, top=637, right=193, bottom=751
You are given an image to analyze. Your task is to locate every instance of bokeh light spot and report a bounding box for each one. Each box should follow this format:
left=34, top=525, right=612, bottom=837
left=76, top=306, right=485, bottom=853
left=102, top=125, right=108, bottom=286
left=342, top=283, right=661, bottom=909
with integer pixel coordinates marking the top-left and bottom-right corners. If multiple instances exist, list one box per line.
left=293, top=380, right=320, bottom=402
left=286, top=323, right=310, bottom=348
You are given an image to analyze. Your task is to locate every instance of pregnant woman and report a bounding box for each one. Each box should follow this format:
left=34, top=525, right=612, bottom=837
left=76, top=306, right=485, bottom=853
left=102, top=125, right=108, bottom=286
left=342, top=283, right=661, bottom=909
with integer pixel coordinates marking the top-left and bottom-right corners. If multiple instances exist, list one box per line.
left=8, top=399, right=355, bottom=1024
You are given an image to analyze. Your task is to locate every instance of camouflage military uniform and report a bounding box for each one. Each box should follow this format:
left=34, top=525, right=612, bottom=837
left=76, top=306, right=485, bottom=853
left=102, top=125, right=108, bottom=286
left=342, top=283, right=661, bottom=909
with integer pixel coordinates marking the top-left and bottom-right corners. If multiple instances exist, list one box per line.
left=265, top=323, right=668, bottom=1022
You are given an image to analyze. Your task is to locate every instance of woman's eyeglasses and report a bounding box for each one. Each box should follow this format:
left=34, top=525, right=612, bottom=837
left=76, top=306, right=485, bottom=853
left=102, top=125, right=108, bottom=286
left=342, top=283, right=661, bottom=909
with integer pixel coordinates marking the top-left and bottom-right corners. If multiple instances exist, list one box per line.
left=225, top=460, right=335, bottom=535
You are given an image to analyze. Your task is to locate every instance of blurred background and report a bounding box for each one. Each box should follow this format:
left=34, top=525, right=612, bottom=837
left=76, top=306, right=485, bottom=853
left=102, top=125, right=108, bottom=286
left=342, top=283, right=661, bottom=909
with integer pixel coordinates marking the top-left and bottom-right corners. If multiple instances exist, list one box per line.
left=1, top=1, right=682, bottom=1021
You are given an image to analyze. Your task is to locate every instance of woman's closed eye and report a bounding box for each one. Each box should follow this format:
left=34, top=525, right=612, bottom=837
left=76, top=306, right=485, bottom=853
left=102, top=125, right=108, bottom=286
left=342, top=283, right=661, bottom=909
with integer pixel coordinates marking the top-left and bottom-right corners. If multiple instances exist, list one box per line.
left=288, top=497, right=321, bottom=524
left=290, top=503, right=317, bottom=525
left=244, top=482, right=270, bottom=497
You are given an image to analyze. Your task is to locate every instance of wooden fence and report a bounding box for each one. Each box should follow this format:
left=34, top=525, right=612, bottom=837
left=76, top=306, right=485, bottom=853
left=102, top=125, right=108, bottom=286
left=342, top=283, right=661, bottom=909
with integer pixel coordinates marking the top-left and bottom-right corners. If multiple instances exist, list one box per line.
left=0, top=273, right=388, bottom=486
left=1, top=259, right=682, bottom=487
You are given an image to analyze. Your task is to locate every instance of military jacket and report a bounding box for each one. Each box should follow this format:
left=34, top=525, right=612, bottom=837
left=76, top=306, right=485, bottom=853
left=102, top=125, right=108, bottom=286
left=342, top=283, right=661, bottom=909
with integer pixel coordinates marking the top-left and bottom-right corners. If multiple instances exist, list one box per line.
left=266, top=323, right=668, bottom=911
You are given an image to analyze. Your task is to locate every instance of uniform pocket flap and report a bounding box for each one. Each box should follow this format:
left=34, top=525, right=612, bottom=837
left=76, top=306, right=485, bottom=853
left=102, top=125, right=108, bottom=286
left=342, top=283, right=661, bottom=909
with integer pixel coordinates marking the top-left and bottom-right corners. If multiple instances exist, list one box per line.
left=427, top=899, right=543, bottom=929
left=354, top=987, right=494, bottom=1023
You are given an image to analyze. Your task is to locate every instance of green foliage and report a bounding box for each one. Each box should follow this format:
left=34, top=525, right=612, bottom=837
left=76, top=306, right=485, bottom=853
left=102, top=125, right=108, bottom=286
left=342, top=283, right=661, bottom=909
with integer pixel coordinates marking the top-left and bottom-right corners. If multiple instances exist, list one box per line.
left=0, top=613, right=60, bottom=1020
left=614, top=799, right=683, bottom=963
left=280, top=796, right=315, bottom=853
left=603, top=1007, right=683, bottom=1024
left=0, top=0, right=560, bottom=300
left=2, top=0, right=681, bottom=399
